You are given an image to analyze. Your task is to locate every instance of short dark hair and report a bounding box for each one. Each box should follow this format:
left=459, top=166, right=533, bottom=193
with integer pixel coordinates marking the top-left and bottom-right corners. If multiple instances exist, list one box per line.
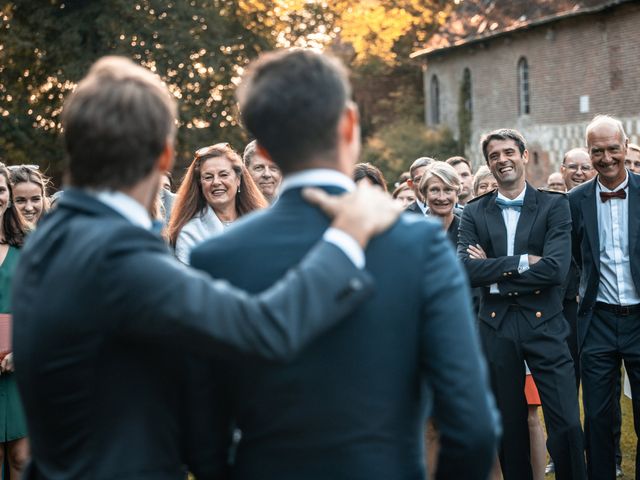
left=446, top=156, right=471, bottom=170
left=62, top=56, right=177, bottom=190
left=352, top=163, right=388, bottom=192
left=237, top=49, right=351, bottom=173
left=480, top=129, right=527, bottom=163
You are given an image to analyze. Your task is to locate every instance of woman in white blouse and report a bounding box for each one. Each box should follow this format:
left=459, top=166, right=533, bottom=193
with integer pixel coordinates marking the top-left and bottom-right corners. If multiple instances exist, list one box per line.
left=167, top=143, right=267, bottom=263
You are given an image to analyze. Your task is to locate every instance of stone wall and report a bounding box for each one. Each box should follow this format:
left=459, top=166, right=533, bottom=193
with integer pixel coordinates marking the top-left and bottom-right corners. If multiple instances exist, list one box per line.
left=420, top=2, right=640, bottom=186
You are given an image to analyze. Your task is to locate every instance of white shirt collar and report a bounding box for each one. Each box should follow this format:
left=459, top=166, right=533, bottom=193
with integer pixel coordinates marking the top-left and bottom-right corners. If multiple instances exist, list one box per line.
left=280, top=169, right=355, bottom=194
left=597, top=170, right=629, bottom=193
left=93, top=190, right=153, bottom=230
left=496, top=184, right=527, bottom=202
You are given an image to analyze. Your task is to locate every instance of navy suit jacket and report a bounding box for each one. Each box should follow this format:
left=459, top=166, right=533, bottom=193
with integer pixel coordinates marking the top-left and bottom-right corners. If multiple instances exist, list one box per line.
left=11, top=189, right=373, bottom=480
left=568, top=172, right=640, bottom=348
left=190, top=185, right=498, bottom=480
left=457, top=183, right=572, bottom=329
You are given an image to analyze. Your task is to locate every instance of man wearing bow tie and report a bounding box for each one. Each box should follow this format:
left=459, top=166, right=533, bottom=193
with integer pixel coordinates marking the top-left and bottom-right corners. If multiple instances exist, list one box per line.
left=569, top=115, right=640, bottom=479
left=458, top=128, right=586, bottom=480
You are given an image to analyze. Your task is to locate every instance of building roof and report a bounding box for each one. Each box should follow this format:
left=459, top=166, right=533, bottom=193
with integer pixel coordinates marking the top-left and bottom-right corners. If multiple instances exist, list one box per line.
left=410, top=0, right=635, bottom=59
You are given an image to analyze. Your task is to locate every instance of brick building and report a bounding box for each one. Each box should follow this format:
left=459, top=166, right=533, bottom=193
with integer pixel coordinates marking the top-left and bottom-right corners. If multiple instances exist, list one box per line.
left=411, top=0, right=640, bottom=186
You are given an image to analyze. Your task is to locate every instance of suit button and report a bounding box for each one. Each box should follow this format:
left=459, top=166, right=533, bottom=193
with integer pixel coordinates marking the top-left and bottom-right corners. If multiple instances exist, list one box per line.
left=508, top=272, right=513, bottom=276
left=514, top=292, right=519, bottom=296
left=536, top=311, right=542, bottom=318
left=491, top=312, right=496, bottom=318
left=508, top=293, right=513, bottom=297
left=503, top=273, right=508, bottom=277
left=534, top=290, right=541, bottom=295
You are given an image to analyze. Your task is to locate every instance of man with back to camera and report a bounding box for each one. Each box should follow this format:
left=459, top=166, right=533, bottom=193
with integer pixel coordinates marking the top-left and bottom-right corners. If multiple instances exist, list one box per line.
left=188, top=49, right=499, bottom=480
left=10, top=56, right=401, bottom=480
left=569, top=115, right=640, bottom=479
left=458, top=128, right=586, bottom=480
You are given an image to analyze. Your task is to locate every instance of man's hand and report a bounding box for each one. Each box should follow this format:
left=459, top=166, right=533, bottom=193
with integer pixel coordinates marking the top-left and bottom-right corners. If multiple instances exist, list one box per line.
left=467, top=244, right=488, bottom=259
left=528, top=255, right=542, bottom=265
left=303, top=183, right=402, bottom=248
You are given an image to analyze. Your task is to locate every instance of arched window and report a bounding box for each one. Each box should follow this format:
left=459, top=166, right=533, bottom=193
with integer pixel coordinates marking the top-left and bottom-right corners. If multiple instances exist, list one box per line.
left=462, top=68, right=472, bottom=115
left=430, top=75, right=440, bottom=125
left=518, top=57, right=530, bottom=115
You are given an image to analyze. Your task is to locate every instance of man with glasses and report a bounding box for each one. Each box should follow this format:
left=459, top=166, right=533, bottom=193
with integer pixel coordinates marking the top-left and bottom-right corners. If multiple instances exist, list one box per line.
left=561, top=148, right=597, bottom=191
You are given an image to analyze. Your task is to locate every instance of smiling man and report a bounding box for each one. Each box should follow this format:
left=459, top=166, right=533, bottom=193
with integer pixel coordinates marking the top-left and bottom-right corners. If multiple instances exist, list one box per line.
left=569, top=115, right=640, bottom=479
left=458, top=128, right=586, bottom=480
left=243, top=139, right=282, bottom=203
left=561, top=148, right=596, bottom=191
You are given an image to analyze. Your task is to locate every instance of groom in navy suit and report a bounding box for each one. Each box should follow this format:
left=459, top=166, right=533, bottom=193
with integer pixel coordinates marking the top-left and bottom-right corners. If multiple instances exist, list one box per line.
left=189, top=50, right=499, bottom=480
left=569, top=115, right=640, bottom=479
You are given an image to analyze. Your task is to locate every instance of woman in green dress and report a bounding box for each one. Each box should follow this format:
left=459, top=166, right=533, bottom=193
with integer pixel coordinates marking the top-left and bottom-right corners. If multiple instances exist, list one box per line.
left=0, top=163, right=29, bottom=478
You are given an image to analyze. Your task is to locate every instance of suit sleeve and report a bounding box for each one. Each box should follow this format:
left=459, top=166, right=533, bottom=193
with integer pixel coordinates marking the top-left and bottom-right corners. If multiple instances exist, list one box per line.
left=569, top=192, right=583, bottom=269
left=421, top=227, right=500, bottom=479
left=100, top=228, right=374, bottom=361
left=457, top=204, right=520, bottom=286
left=496, top=194, right=572, bottom=295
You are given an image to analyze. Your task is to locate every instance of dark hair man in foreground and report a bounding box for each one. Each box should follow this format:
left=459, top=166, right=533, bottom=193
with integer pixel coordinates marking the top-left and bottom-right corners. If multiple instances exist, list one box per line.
left=11, top=56, right=400, bottom=480
left=189, top=49, right=499, bottom=480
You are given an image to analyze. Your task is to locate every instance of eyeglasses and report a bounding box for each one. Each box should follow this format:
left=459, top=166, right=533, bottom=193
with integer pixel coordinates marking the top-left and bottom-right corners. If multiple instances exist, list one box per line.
left=563, top=164, right=594, bottom=172
left=194, top=143, right=231, bottom=159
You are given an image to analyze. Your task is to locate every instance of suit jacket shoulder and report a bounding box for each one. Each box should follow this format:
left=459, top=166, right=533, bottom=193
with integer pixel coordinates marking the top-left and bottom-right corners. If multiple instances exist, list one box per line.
left=466, top=189, right=496, bottom=205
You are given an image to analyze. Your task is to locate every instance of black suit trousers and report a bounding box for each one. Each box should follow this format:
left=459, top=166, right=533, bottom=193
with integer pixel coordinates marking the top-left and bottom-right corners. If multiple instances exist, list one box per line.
left=581, top=308, right=640, bottom=480
left=479, top=310, right=585, bottom=480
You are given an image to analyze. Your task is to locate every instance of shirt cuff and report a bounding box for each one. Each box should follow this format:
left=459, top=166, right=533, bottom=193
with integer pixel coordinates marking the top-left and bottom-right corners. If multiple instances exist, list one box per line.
left=489, top=283, right=499, bottom=294
left=518, top=254, right=530, bottom=274
left=323, top=227, right=366, bottom=269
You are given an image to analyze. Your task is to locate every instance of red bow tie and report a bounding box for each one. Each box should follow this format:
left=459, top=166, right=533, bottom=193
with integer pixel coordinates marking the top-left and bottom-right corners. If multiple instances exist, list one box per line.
left=599, top=189, right=626, bottom=202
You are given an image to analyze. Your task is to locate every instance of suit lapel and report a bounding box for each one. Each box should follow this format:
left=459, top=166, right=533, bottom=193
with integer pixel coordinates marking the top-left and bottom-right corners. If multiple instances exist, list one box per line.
left=484, top=192, right=508, bottom=256
left=514, top=184, right=538, bottom=255
left=628, top=173, right=640, bottom=256
left=581, top=180, right=599, bottom=270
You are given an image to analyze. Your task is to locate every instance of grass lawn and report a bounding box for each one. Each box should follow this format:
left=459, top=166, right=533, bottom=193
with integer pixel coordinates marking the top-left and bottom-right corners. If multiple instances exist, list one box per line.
left=545, top=392, right=636, bottom=478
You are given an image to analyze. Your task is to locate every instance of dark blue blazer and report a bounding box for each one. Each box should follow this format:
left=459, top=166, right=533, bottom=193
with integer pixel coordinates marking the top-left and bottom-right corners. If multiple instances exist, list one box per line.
left=568, top=172, right=640, bottom=348
left=190, top=186, right=498, bottom=480
left=11, top=189, right=373, bottom=480
left=457, top=184, right=572, bottom=329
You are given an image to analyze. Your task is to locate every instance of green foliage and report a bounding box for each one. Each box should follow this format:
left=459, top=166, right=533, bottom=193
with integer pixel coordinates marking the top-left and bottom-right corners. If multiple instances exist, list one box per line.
left=0, top=0, right=446, bottom=186
left=360, top=120, right=459, bottom=188
left=0, top=0, right=275, bottom=182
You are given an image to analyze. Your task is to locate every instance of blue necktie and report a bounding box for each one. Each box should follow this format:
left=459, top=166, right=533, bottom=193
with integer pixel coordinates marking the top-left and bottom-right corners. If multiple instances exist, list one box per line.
left=495, top=198, right=524, bottom=211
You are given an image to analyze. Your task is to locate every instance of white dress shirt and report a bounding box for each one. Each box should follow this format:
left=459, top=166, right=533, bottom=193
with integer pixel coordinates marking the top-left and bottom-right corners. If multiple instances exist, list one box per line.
left=416, top=199, right=428, bottom=215
left=280, top=169, right=365, bottom=269
left=490, top=186, right=529, bottom=294
left=95, top=191, right=153, bottom=230
left=596, top=172, right=640, bottom=305
left=176, top=206, right=225, bottom=264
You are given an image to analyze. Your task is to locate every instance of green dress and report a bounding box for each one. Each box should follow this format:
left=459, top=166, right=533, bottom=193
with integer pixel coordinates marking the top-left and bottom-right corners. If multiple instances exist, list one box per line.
left=0, top=246, right=27, bottom=441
